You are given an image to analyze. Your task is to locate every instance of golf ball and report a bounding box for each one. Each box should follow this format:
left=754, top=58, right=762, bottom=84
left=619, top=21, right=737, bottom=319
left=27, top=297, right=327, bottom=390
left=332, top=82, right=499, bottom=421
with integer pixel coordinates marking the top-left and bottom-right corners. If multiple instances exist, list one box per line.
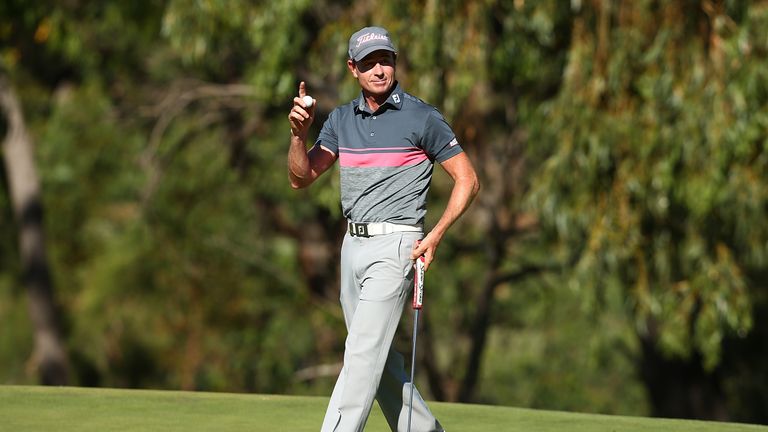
left=302, top=95, right=314, bottom=108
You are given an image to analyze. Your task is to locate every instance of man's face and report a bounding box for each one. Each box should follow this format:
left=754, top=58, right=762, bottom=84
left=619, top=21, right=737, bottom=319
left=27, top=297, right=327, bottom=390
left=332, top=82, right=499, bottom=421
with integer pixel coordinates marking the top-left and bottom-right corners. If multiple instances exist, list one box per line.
left=348, top=50, right=396, bottom=98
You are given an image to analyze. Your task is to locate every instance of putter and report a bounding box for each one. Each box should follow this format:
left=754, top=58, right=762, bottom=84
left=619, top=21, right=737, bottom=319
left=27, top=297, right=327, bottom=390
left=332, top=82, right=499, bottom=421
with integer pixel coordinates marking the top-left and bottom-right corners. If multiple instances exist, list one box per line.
left=408, top=249, right=425, bottom=432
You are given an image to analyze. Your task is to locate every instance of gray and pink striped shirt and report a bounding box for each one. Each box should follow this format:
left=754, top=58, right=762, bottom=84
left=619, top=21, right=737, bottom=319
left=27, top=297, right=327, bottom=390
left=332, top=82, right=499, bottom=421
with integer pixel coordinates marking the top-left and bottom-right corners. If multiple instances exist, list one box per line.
left=315, top=82, right=463, bottom=225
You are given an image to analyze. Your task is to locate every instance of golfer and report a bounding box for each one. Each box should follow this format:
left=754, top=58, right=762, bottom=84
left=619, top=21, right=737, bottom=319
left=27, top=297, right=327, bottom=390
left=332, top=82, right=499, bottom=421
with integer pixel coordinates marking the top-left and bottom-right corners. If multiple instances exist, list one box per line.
left=288, top=26, right=479, bottom=432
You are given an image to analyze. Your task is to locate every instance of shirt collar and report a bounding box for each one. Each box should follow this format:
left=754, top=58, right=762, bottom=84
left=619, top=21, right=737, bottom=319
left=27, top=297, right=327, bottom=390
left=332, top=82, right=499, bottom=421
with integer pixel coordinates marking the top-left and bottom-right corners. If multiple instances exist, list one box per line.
left=355, top=81, right=404, bottom=114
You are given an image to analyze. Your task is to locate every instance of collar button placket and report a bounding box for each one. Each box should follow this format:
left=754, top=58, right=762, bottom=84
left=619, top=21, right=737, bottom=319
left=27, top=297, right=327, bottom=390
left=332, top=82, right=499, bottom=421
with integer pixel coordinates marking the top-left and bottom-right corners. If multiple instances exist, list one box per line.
left=368, top=115, right=376, bottom=143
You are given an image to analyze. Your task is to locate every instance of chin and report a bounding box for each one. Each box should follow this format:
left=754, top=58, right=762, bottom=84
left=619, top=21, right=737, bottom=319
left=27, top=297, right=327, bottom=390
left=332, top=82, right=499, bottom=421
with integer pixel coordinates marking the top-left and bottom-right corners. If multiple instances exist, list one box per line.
left=370, top=82, right=392, bottom=94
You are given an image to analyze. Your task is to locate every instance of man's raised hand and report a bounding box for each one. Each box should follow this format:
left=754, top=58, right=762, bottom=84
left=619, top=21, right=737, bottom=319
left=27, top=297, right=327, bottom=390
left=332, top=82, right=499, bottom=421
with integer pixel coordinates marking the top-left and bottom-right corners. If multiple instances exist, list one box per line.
left=288, top=81, right=315, bottom=140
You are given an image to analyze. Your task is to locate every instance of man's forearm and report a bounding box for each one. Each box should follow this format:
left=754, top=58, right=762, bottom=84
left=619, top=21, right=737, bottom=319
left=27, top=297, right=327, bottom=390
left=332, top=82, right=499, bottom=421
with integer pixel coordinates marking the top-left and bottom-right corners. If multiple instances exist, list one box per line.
left=431, top=173, right=480, bottom=238
left=288, top=134, right=312, bottom=188
left=412, top=152, right=480, bottom=267
left=413, top=169, right=479, bottom=269
left=288, top=135, right=337, bottom=189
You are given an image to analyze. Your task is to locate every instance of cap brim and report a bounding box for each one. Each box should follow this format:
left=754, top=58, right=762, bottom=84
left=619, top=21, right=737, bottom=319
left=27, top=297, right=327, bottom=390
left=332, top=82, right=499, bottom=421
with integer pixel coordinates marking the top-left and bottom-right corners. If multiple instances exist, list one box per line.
left=353, top=45, right=397, bottom=62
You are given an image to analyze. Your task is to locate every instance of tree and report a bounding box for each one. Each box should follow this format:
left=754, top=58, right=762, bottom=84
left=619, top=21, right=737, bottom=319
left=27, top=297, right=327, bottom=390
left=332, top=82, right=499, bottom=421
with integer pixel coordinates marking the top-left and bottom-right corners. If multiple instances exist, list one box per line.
left=527, top=0, right=767, bottom=419
left=1, top=73, right=69, bottom=385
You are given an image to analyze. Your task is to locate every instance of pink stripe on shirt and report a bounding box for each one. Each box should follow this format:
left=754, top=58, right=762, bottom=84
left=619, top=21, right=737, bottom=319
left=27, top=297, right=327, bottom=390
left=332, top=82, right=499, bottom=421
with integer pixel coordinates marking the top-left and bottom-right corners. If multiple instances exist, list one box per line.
left=339, top=149, right=429, bottom=167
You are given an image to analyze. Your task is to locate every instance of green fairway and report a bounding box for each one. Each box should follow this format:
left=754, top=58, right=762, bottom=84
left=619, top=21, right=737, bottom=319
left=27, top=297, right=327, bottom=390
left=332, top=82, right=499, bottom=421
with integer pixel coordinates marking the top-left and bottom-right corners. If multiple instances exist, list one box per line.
left=0, top=385, right=765, bottom=432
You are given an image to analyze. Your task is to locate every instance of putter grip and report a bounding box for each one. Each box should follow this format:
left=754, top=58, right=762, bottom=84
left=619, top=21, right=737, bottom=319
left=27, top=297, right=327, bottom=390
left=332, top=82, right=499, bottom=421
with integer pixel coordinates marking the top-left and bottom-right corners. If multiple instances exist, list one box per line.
left=413, top=255, right=425, bottom=310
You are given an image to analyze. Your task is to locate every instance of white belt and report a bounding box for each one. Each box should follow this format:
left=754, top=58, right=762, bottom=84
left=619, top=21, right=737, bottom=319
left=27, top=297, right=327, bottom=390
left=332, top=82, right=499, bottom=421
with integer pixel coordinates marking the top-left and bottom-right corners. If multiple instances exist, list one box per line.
left=348, top=221, right=422, bottom=237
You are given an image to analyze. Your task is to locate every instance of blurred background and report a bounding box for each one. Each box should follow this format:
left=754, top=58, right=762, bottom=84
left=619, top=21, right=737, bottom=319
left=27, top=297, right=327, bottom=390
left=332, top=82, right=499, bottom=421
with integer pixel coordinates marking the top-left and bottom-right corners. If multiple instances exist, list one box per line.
left=1, top=0, right=767, bottom=425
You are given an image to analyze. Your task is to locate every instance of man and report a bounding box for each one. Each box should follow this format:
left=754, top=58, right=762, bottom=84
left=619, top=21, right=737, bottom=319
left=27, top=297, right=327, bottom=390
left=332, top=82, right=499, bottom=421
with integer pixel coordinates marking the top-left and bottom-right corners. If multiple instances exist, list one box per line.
left=288, top=26, right=479, bottom=432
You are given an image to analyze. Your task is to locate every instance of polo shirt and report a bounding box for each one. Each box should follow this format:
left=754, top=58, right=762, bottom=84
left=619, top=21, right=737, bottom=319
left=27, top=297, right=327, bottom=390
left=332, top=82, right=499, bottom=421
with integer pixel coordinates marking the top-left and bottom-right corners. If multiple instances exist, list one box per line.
left=314, top=82, right=463, bottom=225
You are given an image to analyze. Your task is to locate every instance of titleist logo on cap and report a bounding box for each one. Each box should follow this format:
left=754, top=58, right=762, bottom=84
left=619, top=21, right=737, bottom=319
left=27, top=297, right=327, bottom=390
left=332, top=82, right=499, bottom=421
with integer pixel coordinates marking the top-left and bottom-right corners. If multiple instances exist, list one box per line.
left=356, top=32, right=390, bottom=48
left=348, top=26, right=396, bottom=61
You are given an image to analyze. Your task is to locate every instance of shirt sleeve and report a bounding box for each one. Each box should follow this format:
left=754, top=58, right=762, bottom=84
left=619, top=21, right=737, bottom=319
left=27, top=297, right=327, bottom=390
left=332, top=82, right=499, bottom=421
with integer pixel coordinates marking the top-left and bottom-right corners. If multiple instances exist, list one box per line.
left=421, top=109, right=463, bottom=163
left=314, top=109, right=338, bottom=155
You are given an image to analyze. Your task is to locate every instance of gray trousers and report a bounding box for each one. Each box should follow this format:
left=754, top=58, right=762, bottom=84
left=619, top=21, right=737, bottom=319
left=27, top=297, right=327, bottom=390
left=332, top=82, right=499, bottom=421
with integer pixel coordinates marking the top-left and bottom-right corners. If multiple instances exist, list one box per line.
left=321, top=232, right=444, bottom=432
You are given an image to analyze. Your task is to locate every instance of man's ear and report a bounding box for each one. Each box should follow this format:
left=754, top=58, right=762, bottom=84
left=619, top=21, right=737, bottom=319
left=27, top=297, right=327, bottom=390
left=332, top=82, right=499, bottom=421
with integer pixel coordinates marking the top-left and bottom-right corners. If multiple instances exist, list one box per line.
left=347, top=59, right=358, bottom=78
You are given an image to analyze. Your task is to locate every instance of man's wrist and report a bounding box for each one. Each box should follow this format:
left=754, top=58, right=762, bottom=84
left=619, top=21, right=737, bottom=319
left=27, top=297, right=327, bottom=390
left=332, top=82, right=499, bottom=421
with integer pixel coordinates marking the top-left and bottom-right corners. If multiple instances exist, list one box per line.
left=290, top=129, right=308, bottom=142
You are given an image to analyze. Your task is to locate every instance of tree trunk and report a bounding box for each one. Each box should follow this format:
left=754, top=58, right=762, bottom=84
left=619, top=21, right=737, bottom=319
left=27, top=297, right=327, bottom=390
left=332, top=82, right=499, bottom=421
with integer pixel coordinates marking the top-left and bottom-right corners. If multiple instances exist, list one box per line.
left=639, top=334, right=727, bottom=420
left=0, top=74, right=69, bottom=385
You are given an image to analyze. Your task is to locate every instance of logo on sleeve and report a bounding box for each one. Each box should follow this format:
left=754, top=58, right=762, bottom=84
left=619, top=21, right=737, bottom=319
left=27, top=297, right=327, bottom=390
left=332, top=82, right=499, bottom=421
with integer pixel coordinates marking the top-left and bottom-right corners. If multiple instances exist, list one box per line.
left=449, top=138, right=459, bottom=147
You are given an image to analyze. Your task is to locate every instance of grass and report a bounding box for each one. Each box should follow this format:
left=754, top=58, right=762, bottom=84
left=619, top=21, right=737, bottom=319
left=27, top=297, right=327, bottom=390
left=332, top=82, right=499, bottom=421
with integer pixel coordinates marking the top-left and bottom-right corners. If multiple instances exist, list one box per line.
left=1, top=385, right=766, bottom=431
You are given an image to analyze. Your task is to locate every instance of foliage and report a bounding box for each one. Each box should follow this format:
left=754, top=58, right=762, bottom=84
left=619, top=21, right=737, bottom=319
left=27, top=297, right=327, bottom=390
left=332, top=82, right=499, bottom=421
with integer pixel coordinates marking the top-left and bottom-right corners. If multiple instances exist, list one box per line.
left=528, top=0, right=767, bottom=370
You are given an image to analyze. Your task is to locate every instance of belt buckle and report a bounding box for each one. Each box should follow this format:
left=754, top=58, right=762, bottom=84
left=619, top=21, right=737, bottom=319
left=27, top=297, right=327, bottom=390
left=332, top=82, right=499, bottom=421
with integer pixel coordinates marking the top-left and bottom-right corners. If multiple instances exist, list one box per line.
left=349, top=222, right=370, bottom=238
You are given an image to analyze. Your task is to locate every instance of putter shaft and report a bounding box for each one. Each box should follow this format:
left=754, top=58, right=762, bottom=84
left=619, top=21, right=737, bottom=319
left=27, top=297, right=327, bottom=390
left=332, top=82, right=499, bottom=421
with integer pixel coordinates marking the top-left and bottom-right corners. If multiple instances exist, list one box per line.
left=407, top=308, right=419, bottom=432
left=408, top=251, right=425, bottom=432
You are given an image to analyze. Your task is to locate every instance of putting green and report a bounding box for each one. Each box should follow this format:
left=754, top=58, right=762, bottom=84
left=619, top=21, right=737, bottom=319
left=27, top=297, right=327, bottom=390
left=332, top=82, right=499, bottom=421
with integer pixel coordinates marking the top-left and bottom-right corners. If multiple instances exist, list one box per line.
left=1, top=385, right=765, bottom=431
